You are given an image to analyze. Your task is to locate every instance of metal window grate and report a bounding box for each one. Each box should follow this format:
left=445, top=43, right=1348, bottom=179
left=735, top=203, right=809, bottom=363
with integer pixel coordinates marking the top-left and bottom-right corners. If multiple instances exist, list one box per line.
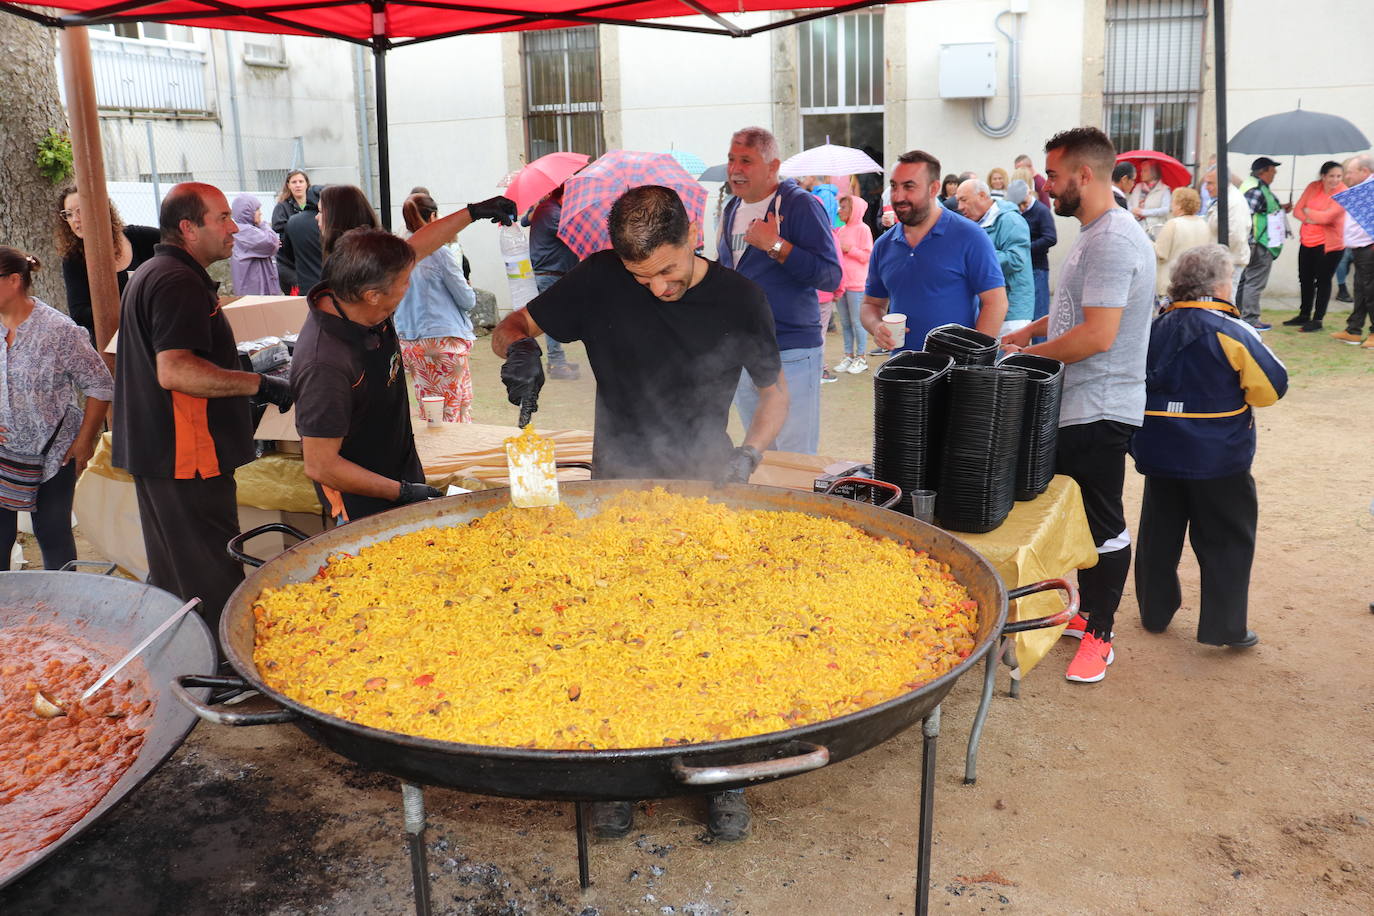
left=799, top=10, right=884, bottom=115
left=1103, top=0, right=1206, bottom=167
left=522, top=27, right=604, bottom=161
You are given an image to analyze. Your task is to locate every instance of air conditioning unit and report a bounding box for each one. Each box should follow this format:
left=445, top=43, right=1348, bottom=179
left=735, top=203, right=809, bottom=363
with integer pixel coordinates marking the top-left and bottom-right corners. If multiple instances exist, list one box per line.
left=939, top=43, right=997, bottom=99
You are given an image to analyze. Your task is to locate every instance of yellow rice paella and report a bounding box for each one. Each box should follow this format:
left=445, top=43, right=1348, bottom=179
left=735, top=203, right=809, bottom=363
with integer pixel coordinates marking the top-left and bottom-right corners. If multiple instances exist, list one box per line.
left=252, top=489, right=979, bottom=750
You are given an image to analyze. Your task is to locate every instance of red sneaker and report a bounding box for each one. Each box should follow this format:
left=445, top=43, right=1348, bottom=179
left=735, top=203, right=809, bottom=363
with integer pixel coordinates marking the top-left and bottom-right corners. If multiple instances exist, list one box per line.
left=1065, top=633, right=1114, bottom=683
left=1062, top=613, right=1088, bottom=639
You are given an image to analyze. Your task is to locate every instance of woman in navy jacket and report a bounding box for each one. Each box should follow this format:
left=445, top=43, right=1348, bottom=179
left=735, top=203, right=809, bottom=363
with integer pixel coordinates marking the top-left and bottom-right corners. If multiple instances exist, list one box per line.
left=1131, top=244, right=1287, bottom=648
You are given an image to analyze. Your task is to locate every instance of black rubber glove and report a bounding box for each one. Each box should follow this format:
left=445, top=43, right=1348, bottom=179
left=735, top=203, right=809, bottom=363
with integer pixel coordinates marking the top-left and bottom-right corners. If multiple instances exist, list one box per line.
left=467, top=196, right=518, bottom=226
left=397, top=480, right=444, bottom=504
left=500, top=337, right=545, bottom=423
left=719, top=445, right=762, bottom=485
left=256, top=373, right=293, bottom=412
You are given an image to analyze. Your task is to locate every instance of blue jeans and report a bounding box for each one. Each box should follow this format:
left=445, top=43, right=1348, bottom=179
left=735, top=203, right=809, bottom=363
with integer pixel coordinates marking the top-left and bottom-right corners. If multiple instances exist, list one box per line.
left=535, top=274, right=568, bottom=364
left=1336, top=248, right=1353, bottom=286
left=734, top=346, right=822, bottom=455
left=1032, top=268, right=1050, bottom=344
left=837, top=290, right=867, bottom=356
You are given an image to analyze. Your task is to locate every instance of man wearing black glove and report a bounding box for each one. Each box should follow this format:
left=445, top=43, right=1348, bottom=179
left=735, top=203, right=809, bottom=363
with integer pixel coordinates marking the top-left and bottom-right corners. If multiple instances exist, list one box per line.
left=255, top=373, right=293, bottom=412
left=466, top=196, right=518, bottom=226
left=493, top=186, right=785, bottom=484
left=499, top=337, right=544, bottom=426
left=719, top=444, right=762, bottom=485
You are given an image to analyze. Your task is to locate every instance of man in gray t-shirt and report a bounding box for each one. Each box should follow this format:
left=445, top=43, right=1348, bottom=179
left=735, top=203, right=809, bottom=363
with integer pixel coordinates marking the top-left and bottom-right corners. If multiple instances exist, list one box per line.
left=1004, top=127, right=1154, bottom=686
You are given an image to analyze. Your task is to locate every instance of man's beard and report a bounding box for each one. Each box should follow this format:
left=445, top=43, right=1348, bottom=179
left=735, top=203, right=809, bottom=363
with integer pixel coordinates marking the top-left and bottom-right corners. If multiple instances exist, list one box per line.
left=1052, top=180, right=1081, bottom=218
left=896, top=198, right=931, bottom=227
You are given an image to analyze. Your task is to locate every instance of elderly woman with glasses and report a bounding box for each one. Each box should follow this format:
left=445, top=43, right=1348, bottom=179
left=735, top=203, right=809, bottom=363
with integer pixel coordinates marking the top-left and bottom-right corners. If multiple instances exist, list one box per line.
left=55, top=185, right=159, bottom=342
left=1131, top=244, right=1288, bottom=649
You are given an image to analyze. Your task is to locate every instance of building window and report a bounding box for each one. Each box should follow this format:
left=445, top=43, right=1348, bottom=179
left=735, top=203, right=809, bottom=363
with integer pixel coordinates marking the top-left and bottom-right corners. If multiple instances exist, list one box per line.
left=1103, top=0, right=1206, bottom=167
left=798, top=10, right=884, bottom=155
left=522, top=27, right=604, bottom=161
left=242, top=35, right=288, bottom=68
left=89, top=22, right=195, bottom=44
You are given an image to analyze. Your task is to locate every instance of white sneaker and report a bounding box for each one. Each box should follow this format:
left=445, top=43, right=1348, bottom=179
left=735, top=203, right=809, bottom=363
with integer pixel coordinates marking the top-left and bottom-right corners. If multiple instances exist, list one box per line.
left=848, top=357, right=868, bottom=374
left=833, top=356, right=854, bottom=373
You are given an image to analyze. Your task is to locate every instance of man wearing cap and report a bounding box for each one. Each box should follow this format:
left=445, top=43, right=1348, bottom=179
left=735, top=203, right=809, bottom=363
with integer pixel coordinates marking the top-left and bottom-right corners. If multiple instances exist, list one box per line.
left=1011, top=178, right=1058, bottom=336
left=1236, top=157, right=1288, bottom=331
left=954, top=178, right=1034, bottom=337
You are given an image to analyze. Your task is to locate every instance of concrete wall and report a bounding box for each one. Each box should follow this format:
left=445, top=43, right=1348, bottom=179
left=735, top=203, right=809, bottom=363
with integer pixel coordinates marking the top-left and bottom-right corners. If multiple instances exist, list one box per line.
left=93, top=31, right=362, bottom=197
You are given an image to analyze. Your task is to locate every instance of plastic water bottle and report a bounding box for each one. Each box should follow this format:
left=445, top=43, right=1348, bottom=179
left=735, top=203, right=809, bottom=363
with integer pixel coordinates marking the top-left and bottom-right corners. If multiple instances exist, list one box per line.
left=500, top=224, right=538, bottom=313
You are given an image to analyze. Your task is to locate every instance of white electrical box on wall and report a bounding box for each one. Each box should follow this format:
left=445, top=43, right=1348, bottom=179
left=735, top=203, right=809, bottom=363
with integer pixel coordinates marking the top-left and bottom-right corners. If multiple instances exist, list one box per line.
left=939, top=42, right=997, bottom=99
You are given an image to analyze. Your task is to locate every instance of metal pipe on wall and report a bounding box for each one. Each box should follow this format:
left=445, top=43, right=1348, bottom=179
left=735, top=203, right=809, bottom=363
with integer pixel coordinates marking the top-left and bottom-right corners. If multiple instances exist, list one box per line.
left=59, top=26, right=119, bottom=365
left=354, top=45, right=373, bottom=201
left=1213, top=0, right=1228, bottom=245
left=224, top=32, right=248, bottom=191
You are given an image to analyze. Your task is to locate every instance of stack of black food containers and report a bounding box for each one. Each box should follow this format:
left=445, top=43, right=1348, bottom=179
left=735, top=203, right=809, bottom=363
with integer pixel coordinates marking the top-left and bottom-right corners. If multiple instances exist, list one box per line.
left=923, top=325, right=1000, bottom=367
left=998, top=353, right=1065, bottom=500
left=935, top=365, right=1027, bottom=533
left=872, top=351, right=953, bottom=516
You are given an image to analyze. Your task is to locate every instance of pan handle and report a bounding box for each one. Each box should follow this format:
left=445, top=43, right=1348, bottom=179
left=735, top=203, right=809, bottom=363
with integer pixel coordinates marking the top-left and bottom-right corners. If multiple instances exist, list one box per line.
left=671, top=742, right=830, bottom=786
left=554, top=460, right=595, bottom=473
left=227, top=523, right=310, bottom=568
left=60, top=559, right=119, bottom=576
left=824, top=476, right=903, bottom=511
left=172, top=675, right=298, bottom=726
left=1002, top=578, right=1081, bottom=633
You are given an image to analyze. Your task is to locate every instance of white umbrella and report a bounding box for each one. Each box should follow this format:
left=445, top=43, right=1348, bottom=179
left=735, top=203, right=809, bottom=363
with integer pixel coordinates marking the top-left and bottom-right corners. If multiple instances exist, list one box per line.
left=779, top=143, right=883, bottom=178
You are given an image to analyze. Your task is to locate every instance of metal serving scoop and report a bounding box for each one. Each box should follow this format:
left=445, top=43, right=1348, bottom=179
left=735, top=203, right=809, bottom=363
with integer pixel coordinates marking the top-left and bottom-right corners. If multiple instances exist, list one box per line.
left=504, top=424, right=559, bottom=508
left=34, top=597, right=201, bottom=718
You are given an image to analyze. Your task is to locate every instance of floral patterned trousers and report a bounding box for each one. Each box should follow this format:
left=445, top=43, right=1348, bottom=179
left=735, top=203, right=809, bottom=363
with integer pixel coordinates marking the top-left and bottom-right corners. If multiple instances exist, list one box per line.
left=399, top=336, right=474, bottom=423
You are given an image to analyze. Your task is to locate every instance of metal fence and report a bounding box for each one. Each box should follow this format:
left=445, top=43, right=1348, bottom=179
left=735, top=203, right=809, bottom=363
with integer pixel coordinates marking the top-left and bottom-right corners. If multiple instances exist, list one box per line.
left=87, top=32, right=211, bottom=113
left=1103, top=0, right=1207, bottom=167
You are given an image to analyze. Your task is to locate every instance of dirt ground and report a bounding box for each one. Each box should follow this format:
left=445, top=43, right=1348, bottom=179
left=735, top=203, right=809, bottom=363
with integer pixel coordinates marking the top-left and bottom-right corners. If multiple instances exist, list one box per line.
left=4, top=299, right=1373, bottom=915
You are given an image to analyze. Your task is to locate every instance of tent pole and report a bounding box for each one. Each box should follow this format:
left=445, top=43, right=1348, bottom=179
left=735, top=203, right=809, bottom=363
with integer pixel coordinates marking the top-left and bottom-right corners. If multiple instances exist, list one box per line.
left=372, top=27, right=391, bottom=229
left=59, top=26, right=119, bottom=368
left=1212, top=0, right=1228, bottom=246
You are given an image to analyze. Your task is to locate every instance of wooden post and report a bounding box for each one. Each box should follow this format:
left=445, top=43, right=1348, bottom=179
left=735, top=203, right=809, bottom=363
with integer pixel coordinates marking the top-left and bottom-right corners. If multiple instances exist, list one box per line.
left=59, top=26, right=120, bottom=367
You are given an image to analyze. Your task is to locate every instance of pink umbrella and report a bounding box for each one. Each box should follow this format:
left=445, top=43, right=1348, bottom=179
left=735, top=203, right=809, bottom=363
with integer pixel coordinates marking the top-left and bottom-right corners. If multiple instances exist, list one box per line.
left=1116, top=150, right=1192, bottom=189
left=557, top=150, right=708, bottom=259
left=502, top=151, right=590, bottom=213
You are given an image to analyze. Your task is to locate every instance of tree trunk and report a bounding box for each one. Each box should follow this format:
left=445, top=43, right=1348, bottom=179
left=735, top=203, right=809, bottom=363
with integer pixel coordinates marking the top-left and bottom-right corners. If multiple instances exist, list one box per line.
left=0, top=18, right=69, bottom=312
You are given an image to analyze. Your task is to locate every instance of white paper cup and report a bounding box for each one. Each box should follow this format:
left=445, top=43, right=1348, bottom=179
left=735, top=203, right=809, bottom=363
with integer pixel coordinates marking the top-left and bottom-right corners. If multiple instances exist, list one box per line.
left=882, top=313, right=908, bottom=349
left=420, top=396, right=445, bottom=427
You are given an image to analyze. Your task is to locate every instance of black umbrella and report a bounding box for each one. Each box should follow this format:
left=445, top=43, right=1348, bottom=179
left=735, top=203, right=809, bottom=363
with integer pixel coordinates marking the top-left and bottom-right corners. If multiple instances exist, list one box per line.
left=699, top=163, right=728, bottom=182
left=1230, top=105, right=1370, bottom=202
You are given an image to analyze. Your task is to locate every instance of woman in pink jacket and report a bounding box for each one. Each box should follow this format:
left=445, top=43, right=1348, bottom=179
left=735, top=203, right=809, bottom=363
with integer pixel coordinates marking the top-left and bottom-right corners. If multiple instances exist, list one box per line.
left=1284, top=160, right=1347, bottom=332
left=833, top=192, right=874, bottom=374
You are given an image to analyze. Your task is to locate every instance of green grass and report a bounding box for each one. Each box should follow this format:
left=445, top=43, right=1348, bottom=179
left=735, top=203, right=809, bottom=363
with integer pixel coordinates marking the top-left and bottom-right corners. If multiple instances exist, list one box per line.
left=1253, top=305, right=1374, bottom=379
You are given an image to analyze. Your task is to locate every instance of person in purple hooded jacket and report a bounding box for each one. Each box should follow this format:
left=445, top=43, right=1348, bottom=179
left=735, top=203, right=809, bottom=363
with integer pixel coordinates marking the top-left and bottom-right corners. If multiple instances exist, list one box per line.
left=229, top=193, right=281, bottom=295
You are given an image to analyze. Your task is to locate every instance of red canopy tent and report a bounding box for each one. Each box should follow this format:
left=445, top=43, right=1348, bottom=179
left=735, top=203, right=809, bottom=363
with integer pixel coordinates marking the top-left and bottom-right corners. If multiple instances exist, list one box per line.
left=0, top=0, right=910, bottom=350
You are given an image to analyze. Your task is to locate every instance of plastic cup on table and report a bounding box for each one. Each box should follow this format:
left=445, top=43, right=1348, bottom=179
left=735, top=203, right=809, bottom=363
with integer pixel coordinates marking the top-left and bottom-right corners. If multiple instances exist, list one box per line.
left=882, top=313, right=908, bottom=350
left=420, top=396, right=445, bottom=428
left=910, top=489, right=937, bottom=524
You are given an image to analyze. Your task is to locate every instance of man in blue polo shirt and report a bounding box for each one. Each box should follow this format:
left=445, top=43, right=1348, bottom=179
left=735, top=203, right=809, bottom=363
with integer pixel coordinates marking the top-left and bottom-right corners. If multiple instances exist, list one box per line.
left=863, top=150, right=1007, bottom=352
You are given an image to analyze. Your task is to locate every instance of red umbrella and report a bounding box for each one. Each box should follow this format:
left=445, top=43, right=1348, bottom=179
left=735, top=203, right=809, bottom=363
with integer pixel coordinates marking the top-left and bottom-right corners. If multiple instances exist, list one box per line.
left=1116, top=150, right=1192, bottom=189
left=558, top=150, right=708, bottom=260
left=503, top=152, right=590, bottom=214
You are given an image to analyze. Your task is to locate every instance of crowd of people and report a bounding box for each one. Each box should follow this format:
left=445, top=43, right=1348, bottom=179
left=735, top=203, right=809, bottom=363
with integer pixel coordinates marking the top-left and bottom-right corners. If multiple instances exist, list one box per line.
left=10, top=120, right=1372, bottom=845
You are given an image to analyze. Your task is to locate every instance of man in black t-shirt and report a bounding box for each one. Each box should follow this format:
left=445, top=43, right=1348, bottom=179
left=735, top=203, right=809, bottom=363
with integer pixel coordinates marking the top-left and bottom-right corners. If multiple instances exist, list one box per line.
left=492, top=186, right=788, bottom=843
left=113, top=183, right=293, bottom=634
left=494, top=185, right=787, bottom=484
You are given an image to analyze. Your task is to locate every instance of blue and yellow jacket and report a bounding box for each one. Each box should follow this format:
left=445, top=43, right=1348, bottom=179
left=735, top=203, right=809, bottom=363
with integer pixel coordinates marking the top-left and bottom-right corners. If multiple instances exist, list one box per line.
left=1130, top=299, right=1287, bottom=479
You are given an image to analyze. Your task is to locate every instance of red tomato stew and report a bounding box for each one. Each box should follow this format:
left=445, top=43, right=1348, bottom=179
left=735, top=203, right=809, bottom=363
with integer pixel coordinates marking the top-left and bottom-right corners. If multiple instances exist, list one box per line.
left=0, top=629, right=149, bottom=878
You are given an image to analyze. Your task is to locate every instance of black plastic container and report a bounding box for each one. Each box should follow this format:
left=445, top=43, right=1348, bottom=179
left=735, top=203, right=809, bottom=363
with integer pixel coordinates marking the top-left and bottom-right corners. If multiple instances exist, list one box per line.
left=872, top=351, right=953, bottom=516
left=997, top=353, right=1065, bottom=501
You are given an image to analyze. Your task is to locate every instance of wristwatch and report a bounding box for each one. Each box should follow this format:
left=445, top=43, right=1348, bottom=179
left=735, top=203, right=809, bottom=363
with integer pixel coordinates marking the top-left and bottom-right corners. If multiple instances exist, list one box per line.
left=767, top=239, right=784, bottom=260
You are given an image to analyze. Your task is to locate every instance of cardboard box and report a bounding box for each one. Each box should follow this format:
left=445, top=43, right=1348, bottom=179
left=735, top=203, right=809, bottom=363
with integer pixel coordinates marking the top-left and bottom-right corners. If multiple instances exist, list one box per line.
left=255, top=405, right=299, bottom=444
left=105, top=293, right=308, bottom=353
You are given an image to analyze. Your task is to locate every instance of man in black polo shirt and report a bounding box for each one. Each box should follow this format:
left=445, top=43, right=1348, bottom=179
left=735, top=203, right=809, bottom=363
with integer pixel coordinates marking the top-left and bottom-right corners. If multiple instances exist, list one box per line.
left=290, top=229, right=443, bottom=523
left=492, top=185, right=787, bottom=842
left=113, top=182, right=292, bottom=633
